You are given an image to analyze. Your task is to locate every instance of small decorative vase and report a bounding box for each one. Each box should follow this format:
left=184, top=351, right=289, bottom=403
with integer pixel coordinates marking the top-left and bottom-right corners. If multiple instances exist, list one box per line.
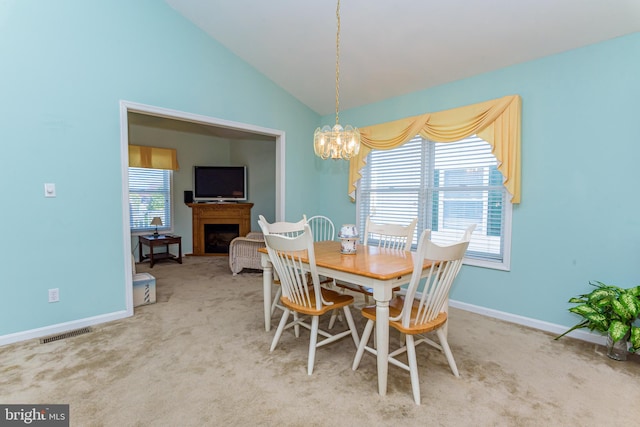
left=606, top=333, right=628, bottom=361
left=338, top=224, right=358, bottom=255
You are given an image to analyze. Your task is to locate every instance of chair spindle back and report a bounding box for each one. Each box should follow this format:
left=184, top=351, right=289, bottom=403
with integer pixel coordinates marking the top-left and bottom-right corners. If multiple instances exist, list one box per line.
left=363, top=216, right=418, bottom=251
left=399, top=229, right=470, bottom=328
left=263, top=225, right=325, bottom=311
left=307, top=215, right=335, bottom=242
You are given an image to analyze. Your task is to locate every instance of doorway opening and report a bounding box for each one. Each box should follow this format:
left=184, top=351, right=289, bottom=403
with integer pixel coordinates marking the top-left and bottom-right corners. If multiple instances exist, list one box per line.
left=120, top=100, right=285, bottom=315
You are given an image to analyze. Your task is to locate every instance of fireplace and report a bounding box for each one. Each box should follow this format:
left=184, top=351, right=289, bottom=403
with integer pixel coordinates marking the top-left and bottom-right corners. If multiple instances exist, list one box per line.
left=204, top=224, right=239, bottom=254
left=188, top=203, right=253, bottom=256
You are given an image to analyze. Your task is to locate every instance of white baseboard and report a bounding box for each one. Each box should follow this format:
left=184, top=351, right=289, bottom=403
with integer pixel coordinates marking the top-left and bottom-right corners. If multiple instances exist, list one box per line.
left=0, top=310, right=131, bottom=347
left=449, top=299, right=608, bottom=346
left=1, top=300, right=607, bottom=348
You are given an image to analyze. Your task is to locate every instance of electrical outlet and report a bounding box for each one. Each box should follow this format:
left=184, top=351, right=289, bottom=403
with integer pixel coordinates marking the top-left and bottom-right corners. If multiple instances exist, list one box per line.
left=48, top=288, right=59, bottom=303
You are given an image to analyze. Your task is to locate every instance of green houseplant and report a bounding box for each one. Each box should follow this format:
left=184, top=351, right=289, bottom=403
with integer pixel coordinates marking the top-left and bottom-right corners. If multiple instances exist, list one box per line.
left=555, top=281, right=640, bottom=356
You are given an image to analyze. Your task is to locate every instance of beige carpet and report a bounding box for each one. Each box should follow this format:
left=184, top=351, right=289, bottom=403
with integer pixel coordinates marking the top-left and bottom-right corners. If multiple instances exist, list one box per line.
left=2, top=256, right=639, bottom=426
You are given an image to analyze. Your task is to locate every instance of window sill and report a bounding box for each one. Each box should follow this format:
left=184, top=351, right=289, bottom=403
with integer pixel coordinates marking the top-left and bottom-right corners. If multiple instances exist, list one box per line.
left=464, top=257, right=510, bottom=271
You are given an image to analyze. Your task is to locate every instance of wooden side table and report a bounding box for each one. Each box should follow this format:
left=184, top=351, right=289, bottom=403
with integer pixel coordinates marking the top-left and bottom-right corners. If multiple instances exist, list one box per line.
left=139, top=235, right=182, bottom=268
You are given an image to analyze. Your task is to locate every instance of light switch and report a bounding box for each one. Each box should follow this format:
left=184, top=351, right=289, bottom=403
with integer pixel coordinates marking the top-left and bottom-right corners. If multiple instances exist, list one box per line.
left=44, top=183, right=56, bottom=197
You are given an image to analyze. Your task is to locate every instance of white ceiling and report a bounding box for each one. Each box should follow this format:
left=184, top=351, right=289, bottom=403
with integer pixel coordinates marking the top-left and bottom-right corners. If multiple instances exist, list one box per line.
left=166, top=0, right=640, bottom=116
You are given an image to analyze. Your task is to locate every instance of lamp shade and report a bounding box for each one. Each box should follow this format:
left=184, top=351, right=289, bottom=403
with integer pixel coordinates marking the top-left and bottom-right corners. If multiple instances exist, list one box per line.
left=150, top=217, right=163, bottom=226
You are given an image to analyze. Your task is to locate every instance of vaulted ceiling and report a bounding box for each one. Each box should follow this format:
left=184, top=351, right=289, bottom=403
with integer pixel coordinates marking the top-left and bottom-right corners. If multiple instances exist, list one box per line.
left=166, top=0, right=640, bottom=115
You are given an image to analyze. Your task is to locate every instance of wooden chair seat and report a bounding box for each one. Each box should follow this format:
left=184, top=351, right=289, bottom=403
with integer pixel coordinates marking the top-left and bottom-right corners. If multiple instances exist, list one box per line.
left=282, top=287, right=354, bottom=316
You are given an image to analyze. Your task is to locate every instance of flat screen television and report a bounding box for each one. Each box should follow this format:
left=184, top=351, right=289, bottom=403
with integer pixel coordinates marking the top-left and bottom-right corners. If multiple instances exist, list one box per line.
left=193, top=166, right=247, bottom=202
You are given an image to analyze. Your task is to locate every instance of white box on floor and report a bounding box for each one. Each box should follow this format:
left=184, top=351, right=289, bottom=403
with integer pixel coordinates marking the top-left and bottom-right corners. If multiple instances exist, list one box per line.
left=133, top=273, right=156, bottom=307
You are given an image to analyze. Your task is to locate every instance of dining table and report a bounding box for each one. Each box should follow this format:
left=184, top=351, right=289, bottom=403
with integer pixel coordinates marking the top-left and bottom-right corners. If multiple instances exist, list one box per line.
left=258, top=240, right=434, bottom=397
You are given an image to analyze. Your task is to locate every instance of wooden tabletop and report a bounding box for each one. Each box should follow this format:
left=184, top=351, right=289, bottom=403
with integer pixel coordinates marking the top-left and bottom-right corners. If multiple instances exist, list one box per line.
left=260, top=240, right=431, bottom=280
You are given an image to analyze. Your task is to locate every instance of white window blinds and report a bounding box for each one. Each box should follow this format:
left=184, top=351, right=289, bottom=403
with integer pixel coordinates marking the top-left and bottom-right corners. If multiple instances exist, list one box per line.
left=129, top=167, right=172, bottom=234
left=357, top=135, right=511, bottom=269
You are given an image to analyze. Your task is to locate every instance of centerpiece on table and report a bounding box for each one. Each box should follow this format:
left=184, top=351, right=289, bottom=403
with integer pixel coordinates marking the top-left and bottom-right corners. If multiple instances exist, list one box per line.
left=555, top=281, right=640, bottom=360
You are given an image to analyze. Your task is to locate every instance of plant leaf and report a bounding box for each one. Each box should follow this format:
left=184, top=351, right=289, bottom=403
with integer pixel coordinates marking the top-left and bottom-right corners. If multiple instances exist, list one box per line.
left=588, top=288, right=617, bottom=303
left=593, top=297, right=612, bottom=312
left=590, top=280, right=623, bottom=293
left=567, top=305, right=609, bottom=331
left=611, top=299, right=633, bottom=322
left=630, top=326, right=640, bottom=352
left=626, top=286, right=640, bottom=297
left=619, top=293, right=640, bottom=318
left=608, top=320, right=630, bottom=342
left=554, top=320, right=589, bottom=340
left=569, top=304, right=599, bottom=317
left=583, top=312, right=608, bottom=332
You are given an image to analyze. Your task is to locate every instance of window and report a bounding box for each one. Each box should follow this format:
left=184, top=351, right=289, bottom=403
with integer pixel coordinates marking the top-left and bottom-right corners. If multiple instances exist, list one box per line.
left=129, top=167, right=172, bottom=234
left=357, top=135, right=512, bottom=270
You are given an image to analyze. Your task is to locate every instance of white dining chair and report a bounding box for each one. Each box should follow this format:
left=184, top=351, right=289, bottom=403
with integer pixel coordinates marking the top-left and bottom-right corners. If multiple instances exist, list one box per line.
left=439, top=223, right=476, bottom=339
left=462, top=223, right=476, bottom=241
left=352, top=229, right=470, bottom=404
left=394, top=223, right=476, bottom=339
left=330, top=217, right=417, bottom=329
left=264, top=224, right=360, bottom=375
left=257, top=215, right=307, bottom=319
left=335, top=216, right=417, bottom=303
left=363, top=216, right=417, bottom=250
left=307, top=215, right=335, bottom=242
left=307, top=215, right=338, bottom=286
left=307, top=215, right=343, bottom=326
left=258, top=215, right=307, bottom=238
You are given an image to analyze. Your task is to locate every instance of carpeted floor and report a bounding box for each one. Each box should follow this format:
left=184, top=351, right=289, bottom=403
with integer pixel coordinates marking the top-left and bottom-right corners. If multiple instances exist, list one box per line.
left=1, top=256, right=639, bottom=426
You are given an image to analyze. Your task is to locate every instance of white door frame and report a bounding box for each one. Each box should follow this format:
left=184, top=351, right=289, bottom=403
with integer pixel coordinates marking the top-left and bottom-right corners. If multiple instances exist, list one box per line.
left=119, top=100, right=285, bottom=315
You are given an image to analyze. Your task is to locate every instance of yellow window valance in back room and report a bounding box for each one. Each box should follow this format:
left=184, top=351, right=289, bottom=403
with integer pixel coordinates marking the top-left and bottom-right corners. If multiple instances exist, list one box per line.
left=349, top=94, right=521, bottom=203
left=128, top=145, right=179, bottom=170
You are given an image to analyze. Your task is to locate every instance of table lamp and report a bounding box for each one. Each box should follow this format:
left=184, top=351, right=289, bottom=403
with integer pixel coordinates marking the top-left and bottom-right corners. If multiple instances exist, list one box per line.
left=151, top=217, right=163, bottom=237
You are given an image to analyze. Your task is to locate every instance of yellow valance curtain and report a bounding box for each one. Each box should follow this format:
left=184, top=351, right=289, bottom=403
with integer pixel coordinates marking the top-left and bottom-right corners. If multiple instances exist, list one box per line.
left=128, top=145, right=179, bottom=170
left=349, top=94, right=521, bottom=203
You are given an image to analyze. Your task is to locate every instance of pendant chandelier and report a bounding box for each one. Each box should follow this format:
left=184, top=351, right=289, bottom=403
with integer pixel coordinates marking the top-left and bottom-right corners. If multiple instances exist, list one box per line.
left=313, top=0, right=361, bottom=160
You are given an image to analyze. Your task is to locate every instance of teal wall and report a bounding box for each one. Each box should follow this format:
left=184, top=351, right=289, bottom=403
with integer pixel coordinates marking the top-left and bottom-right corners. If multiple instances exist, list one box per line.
left=231, top=139, right=277, bottom=231
left=320, top=32, right=640, bottom=327
left=0, top=0, right=319, bottom=337
left=1, top=0, right=638, bottom=340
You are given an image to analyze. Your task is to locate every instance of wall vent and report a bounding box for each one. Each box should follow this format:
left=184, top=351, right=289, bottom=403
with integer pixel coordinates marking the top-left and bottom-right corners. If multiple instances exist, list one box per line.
left=40, top=327, right=93, bottom=344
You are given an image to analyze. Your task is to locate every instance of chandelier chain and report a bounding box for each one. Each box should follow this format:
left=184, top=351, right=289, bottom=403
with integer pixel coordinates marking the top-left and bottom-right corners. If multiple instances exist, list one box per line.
left=312, top=0, right=360, bottom=161
left=335, top=0, right=341, bottom=125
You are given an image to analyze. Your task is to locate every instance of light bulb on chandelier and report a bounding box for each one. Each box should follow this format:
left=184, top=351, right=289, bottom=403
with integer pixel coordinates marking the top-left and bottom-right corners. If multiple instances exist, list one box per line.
left=313, top=0, right=361, bottom=160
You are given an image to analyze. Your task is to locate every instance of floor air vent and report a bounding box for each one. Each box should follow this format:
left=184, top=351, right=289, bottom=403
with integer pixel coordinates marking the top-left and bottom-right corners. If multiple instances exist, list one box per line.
left=40, top=327, right=93, bottom=344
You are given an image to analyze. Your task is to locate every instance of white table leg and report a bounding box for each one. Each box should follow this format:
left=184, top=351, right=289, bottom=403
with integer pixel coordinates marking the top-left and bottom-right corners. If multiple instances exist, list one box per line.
left=375, top=299, right=390, bottom=396
left=262, top=264, right=272, bottom=332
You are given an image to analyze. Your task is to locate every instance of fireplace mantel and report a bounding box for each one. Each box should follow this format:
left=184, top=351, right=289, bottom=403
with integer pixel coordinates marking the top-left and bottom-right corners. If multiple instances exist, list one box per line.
left=188, top=203, right=253, bottom=256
